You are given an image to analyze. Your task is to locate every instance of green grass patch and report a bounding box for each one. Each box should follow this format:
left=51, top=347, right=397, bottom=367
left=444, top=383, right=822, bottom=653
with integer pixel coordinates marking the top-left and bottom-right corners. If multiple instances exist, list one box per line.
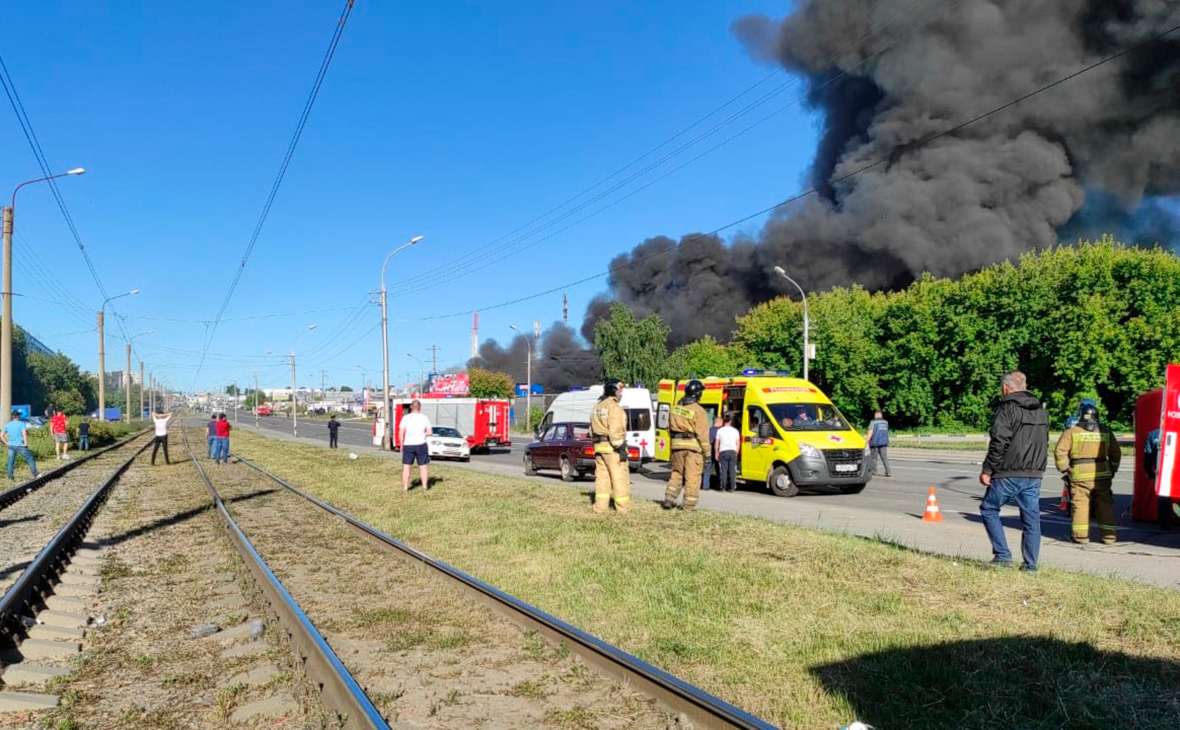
left=231, top=431, right=1180, bottom=729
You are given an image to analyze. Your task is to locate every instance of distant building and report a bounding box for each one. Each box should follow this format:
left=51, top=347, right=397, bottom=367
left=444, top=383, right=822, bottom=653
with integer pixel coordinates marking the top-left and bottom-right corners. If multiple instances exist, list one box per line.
left=17, top=326, right=52, bottom=356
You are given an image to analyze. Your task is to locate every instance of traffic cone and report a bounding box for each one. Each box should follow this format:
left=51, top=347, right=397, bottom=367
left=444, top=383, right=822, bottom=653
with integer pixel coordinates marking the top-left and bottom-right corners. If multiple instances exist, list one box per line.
left=1059, top=484, right=1069, bottom=512
left=922, top=487, right=943, bottom=523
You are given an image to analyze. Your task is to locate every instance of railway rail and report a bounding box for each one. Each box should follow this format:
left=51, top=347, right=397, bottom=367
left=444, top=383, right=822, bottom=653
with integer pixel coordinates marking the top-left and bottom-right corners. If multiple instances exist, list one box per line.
left=0, top=436, right=150, bottom=658
left=199, top=434, right=776, bottom=730
left=0, top=430, right=148, bottom=512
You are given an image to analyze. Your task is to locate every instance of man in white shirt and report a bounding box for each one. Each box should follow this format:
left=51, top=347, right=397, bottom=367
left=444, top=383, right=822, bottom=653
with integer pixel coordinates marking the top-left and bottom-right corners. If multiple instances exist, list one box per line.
left=151, top=410, right=173, bottom=465
left=714, top=415, right=742, bottom=493
left=398, top=399, right=432, bottom=492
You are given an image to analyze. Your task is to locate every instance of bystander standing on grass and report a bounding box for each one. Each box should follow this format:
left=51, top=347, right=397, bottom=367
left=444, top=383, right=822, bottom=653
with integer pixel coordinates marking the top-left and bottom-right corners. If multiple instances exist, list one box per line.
left=77, top=418, right=91, bottom=451
left=3, top=410, right=39, bottom=480
left=399, top=399, right=431, bottom=491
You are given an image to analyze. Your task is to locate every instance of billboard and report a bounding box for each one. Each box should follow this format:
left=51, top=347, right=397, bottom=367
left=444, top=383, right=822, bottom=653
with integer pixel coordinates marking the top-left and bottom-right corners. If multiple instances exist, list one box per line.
left=1158, top=363, right=1180, bottom=519
left=430, top=373, right=470, bottom=396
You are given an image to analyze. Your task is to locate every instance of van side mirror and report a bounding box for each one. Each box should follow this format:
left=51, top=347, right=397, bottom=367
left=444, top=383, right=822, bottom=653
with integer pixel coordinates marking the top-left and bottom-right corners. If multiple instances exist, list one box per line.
left=758, top=421, right=773, bottom=439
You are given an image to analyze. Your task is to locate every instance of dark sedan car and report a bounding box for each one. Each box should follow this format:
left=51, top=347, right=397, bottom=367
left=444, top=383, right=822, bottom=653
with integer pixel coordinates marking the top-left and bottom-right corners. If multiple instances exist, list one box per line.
left=523, top=422, right=638, bottom=481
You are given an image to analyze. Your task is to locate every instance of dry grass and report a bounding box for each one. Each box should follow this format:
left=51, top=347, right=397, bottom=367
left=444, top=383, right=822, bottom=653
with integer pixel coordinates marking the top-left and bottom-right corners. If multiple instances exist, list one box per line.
left=232, top=431, right=1180, bottom=729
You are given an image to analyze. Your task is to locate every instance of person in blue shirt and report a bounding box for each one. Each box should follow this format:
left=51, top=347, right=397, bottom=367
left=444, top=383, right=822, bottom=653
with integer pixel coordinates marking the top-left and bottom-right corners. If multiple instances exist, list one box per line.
left=866, top=410, right=891, bottom=477
left=3, top=410, right=39, bottom=481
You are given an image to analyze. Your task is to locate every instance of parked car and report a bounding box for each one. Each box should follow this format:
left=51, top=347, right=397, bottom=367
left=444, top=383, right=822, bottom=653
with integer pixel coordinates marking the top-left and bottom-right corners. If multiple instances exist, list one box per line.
left=428, top=426, right=471, bottom=462
left=538, top=386, right=655, bottom=463
left=523, top=421, right=639, bottom=482
left=256, top=405, right=272, bottom=416
left=26, top=416, right=46, bottom=429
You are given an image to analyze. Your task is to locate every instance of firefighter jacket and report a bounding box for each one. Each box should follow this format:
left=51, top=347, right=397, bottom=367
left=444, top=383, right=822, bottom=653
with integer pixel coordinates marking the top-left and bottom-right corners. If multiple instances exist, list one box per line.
left=590, top=395, right=627, bottom=455
left=669, top=399, right=711, bottom=459
left=1054, top=424, right=1122, bottom=484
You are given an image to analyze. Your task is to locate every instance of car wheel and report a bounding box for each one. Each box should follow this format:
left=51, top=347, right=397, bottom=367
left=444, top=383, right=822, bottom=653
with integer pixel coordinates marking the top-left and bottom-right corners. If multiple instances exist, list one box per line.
left=839, top=483, right=866, bottom=495
left=461, top=456, right=470, bottom=462
left=560, top=457, right=575, bottom=482
left=523, top=453, right=537, bottom=476
left=767, top=465, right=799, bottom=497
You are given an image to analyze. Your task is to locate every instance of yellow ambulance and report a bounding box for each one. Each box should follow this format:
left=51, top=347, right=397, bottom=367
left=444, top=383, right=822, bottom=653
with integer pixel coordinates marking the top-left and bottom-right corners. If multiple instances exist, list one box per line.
left=655, top=371, right=870, bottom=497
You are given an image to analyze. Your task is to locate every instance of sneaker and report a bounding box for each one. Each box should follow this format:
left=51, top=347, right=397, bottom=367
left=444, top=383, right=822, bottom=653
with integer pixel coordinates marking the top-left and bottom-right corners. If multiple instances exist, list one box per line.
left=1020, top=565, right=1038, bottom=573
left=988, top=558, right=1014, bottom=569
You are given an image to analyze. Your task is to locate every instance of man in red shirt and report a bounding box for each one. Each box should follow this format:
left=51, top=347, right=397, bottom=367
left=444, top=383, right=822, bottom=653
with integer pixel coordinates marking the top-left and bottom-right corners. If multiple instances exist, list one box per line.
left=50, top=408, right=70, bottom=461
left=214, top=413, right=232, bottom=465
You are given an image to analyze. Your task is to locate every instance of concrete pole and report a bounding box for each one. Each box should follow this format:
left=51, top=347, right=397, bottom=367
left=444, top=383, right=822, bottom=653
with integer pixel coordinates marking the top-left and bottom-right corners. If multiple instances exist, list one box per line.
left=125, top=343, right=132, bottom=423
left=233, top=378, right=238, bottom=424
left=525, top=339, right=532, bottom=431
left=1, top=206, right=12, bottom=427
left=291, top=354, right=298, bottom=438
left=139, top=360, right=145, bottom=419
left=380, top=287, right=390, bottom=449
left=97, top=311, right=106, bottom=421
left=254, top=369, right=259, bottom=427
left=149, top=372, right=154, bottom=414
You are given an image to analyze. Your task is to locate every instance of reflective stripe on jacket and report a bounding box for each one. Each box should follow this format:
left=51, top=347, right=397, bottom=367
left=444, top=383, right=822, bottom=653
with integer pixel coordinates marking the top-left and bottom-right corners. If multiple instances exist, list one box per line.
left=1054, top=425, right=1121, bottom=483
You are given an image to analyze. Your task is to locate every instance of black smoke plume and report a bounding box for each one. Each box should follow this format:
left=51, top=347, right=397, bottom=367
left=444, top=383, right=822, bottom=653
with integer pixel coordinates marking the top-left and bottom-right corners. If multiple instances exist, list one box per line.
left=579, top=0, right=1179, bottom=344
left=474, top=323, right=602, bottom=392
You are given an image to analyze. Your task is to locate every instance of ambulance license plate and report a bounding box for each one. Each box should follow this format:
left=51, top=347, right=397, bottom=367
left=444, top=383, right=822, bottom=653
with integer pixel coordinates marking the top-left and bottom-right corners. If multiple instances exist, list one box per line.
left=835, top=464, right=858, bottom=473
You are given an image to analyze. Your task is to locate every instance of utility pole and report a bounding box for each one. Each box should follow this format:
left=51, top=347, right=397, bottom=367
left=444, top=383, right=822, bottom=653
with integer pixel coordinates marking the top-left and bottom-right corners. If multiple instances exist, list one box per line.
left=563, top=293, right=568, bottom=326
left=125, top=343, right=132, bottom=423
left=233, top=378, right=238, bottom=423
left=149, top=372, right=154, bottom=414
left=254, top=369, right=259, bottom=427
left=139, top=360, right=145, bottom=420
left=1, top=205, right=11, bottom=426
left=428, top=345, right=440, bottom=382
left=291, top=354, right=298, bottom=438
left=97, top=311, right=106, bottom=420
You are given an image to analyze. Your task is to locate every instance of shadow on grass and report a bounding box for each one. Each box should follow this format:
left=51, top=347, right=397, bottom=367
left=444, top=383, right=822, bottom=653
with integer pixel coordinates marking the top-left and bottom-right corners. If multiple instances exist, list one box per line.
left=812, top=637, right=1180, bottom=729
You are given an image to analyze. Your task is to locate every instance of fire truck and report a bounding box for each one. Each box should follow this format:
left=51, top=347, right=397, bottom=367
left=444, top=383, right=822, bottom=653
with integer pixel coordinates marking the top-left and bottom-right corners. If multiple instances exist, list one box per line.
left=388, top=396, right=511, bottom=453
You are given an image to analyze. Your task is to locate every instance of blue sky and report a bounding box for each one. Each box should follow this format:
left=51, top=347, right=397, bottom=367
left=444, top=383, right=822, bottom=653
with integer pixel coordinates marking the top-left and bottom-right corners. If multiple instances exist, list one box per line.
left=2, top=0, right=817, bottom=393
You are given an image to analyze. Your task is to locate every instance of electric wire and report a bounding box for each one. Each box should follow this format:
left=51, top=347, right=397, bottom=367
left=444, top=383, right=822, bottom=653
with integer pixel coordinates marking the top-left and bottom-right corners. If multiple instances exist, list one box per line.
left=193, top=0, right=356, bottom=384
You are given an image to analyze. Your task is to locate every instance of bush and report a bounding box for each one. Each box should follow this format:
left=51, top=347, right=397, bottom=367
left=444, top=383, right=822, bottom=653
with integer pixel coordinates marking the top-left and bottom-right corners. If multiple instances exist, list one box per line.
left=23, top=417, right=141, bottom=462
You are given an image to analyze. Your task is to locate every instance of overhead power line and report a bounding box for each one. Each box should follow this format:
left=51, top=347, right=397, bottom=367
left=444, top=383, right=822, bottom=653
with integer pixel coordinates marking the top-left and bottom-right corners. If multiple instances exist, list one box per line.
left=412, top=22, right=1180, bottom=323
left=193, top=0, right=356, bottom=384
left=0, top=51, right=128, bottom=339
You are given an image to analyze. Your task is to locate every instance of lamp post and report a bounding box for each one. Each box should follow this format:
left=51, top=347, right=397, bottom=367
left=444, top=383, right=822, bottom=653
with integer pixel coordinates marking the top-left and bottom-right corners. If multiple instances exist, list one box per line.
left=1, top=167, right=86, bottom=426
left=98, top=289, right=139, bottom=421
left=509, top=324, right=532, bottom=431
left=773, top=266, right=810, bottom=382
left=290, top=325, right=316, bottom=438
left=127, top=330, right=154, bottom=422
left=406, top=352, right=425, bottom=395
left=380, top=235, right=424, bottom=449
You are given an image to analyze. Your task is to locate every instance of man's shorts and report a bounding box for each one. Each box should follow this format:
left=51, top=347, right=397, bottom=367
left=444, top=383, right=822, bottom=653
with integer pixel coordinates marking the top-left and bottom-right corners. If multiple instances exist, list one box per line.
left=53, top=433, right=68, bottom=444
left=402, top=444, right=430, bottom=466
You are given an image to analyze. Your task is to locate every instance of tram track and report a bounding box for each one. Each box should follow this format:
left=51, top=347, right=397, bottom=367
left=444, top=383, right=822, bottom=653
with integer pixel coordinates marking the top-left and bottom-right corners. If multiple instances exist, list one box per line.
left=184, top=426, right=774, bottom=729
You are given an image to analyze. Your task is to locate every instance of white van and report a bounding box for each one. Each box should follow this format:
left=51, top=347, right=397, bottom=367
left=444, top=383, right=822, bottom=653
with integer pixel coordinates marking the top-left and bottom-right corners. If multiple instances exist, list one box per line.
left=540, top=386, right=656, bottom=464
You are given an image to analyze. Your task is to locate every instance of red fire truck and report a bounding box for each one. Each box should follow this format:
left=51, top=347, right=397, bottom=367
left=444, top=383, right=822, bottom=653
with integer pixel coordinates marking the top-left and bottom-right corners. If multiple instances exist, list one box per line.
left=389, top=396, right=511, bottom=453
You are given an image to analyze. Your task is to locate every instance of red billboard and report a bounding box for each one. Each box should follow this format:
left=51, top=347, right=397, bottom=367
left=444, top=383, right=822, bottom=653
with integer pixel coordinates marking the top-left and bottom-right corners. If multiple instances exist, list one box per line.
left=429, top=373, right=470, bottom=396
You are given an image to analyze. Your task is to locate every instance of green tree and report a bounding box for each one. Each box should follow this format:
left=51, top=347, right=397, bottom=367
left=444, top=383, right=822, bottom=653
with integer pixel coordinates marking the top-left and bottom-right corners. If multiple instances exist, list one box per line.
left=593, top=302, right=671, bottom=387
left=340, top=385, right=354, bottom=392
left=667, top=335, right=741, bottom=379
left=242, top=389, right=267, bottom=410
left=27, top=351, right=96, bottom=415
left=468, top=368, right=515, bottom=398
left=225, top=384, right=241, bottom=396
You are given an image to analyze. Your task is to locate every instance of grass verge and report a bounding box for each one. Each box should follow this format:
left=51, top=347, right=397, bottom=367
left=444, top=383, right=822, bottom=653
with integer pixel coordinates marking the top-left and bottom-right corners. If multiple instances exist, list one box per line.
left=231, top=430, right=1180, bottom=729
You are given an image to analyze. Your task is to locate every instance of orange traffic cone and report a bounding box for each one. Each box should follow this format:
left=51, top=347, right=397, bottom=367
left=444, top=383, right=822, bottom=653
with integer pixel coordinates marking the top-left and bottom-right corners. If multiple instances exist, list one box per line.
left=922, top=487, right=943, bottom=523
left=1059, top=485, right=1069, bottom=512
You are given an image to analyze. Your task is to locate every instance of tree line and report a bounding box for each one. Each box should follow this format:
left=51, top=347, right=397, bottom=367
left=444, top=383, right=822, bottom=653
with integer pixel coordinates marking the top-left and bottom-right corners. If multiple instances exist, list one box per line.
left=593, top=237, right=1178, bottom=430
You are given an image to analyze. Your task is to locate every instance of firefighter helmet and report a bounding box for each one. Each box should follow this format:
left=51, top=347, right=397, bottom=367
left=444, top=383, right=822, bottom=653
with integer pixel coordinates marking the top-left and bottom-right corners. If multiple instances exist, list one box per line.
left=1079, top=403, right=1099, bottom=430
left=603, top=378, right=624, bottom=398
left=682, top=379, right=705, bottom=403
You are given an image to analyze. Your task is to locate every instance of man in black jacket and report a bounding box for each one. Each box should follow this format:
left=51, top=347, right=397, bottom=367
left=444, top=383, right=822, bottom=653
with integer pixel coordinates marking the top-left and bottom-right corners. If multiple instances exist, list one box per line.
left=979, top=371, right=1049, bottom=571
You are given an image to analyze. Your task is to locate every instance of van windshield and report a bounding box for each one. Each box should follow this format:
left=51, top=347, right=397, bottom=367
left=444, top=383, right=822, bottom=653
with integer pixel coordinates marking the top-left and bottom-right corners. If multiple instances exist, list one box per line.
left=624, top=408, right=651, bottom=432
left=767, top=403, right=848, bottom=432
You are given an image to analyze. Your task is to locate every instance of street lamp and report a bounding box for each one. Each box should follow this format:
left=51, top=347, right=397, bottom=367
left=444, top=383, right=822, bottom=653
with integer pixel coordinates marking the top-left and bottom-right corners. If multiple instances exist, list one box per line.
left=380, top=235, right=424, bottom=448
left=406, top=352, right=425, bottom=395
left=509, top=324, right=533, bottom=431
left=127, top=329, right=154, bottom=422
left=291, top=325, right=316, bottom=438
left=98, top=289, right=139, bottom=421
left=1, top=167, right=86, bottom=426
left=773, top=266, right=810, bottom=382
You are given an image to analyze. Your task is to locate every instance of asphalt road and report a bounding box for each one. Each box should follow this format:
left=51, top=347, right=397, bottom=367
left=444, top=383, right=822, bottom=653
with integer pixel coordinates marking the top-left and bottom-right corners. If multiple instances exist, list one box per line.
left=243, top=414, right=1180, bottom=588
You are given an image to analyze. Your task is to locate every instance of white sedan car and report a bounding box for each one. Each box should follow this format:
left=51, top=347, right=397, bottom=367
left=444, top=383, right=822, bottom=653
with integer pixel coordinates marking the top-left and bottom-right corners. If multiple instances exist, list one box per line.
left=428, top=426, right=471, bottom=462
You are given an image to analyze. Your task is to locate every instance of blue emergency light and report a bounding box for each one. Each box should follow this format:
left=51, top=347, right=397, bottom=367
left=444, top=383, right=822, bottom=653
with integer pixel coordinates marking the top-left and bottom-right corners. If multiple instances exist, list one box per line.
left=740, top=369, right=793, bottom=377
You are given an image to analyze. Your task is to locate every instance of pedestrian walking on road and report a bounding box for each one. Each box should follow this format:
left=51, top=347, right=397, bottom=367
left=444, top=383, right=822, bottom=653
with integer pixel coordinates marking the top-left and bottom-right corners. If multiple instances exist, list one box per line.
left=714, top=415, right=741, bottom=492
left=206, top=414, right=218, bottom=458
left=77, top=419, right=91, bottom=452
left=979, top=371, right=1049, bottom=571
left=51, top=408, right=70, bottom=461
left=214, top=413, right=232, bottom=464
left=399, top=399, right=432, bottom=491
left=867, top=410, right=891, bottom=477
left=3, top=410, right=39, bottom=481
left=151, top=410, right=173, bottom=465
left=1055, top=403, right=1121, bottom=545
left=589, top=378, right=630, bottom=513
left=328, top=415, right=340, bottom=449
left=662, top=379, right=711, bottom=511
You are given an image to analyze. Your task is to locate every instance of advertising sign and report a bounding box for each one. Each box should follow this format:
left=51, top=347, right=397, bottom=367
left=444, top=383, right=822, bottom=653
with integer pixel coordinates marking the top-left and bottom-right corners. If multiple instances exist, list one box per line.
left=12, top=405, right=30, bottom=419
left=430, top=373, right=470, bottom=396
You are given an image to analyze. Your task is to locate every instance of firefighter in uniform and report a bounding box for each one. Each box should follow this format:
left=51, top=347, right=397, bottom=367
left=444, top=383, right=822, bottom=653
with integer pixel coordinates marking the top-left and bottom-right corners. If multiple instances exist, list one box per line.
left=662, top=379, right=711, bottom=511
left=590, top=378, right=630, bottom=514
left=1054, top=403, right=1122, bottom=544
